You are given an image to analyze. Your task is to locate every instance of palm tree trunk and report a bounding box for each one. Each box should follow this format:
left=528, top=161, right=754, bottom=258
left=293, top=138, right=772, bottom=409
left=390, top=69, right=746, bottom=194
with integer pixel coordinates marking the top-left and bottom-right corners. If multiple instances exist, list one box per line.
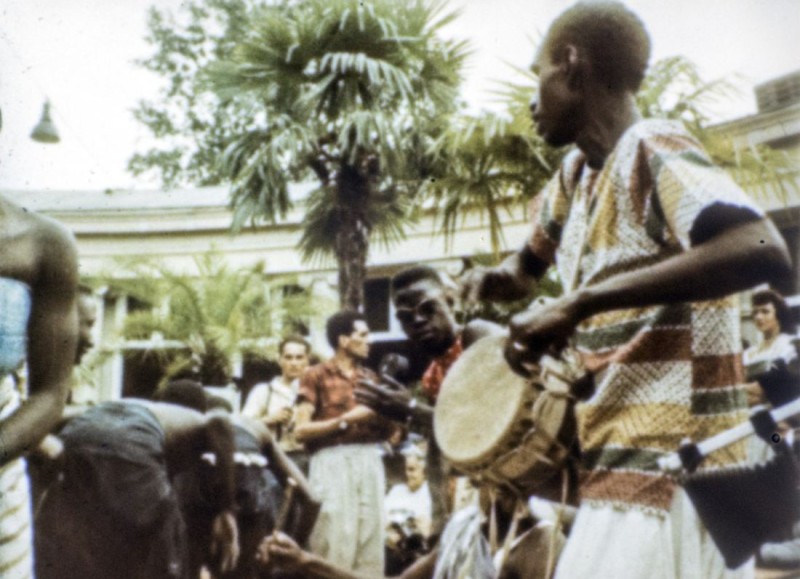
left=335, top=216, right=369, bottom=311
left=334, top=166, right=371, bottom=311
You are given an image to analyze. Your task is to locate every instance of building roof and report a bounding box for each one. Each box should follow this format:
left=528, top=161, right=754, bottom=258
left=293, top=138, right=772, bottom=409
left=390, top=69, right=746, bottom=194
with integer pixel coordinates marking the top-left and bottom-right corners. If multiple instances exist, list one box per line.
left=2, top=181, right=318, bottom=214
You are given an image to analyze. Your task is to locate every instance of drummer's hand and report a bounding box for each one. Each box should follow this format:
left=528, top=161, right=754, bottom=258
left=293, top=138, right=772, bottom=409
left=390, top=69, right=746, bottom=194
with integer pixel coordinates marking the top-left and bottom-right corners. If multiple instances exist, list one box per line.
left=356, top=377, right=412, bottom=422
left=460, top=266, right=492, bottom=305
left=256, top=532, right=307, bottom=572
left=505, top=295, right=580, bottom=376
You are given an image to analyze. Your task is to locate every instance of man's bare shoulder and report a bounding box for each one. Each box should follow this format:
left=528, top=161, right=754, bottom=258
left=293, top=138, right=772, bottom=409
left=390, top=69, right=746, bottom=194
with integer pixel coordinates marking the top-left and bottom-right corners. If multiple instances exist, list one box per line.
left=232, top=414, right=272, bottom=444
left=19, top=207, right=79, bottom=286
left=32, top=212, right=78, bottom=261
left=123, top=398, right=208, bottom=433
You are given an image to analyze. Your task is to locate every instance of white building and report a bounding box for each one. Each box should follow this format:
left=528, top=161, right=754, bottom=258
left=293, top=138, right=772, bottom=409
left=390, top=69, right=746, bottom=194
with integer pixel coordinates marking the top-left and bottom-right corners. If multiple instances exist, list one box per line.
left=6, top=70, right=800, bottom=403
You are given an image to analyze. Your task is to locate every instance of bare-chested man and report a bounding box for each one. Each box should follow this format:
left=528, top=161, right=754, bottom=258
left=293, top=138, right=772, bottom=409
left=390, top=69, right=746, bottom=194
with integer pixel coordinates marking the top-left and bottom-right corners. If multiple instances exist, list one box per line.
left=1, top=192, right=78, bottom=578
left=35, top=399, right=240, bottom=579
left=157, top=380, right=320, bottom=579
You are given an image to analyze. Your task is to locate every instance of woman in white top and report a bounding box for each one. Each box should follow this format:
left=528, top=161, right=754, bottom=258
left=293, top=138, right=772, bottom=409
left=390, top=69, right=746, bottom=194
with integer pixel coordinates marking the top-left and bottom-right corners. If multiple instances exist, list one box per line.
left=744, top=289, right=798, bottom=409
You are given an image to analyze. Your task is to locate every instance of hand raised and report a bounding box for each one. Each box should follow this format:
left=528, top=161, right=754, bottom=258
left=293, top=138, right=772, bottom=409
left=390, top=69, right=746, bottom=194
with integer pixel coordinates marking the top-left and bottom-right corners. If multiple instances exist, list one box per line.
left=504, top=296, right=580, bottom=376
left=356, top=378, right=412, bottom=422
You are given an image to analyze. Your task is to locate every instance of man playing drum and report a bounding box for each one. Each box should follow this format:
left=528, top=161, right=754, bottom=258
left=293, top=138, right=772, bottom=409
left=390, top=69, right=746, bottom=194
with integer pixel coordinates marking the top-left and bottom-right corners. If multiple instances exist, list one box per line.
left=356, top=265, right=503, bottom=534
left=461, top=2, right=790, bottom=578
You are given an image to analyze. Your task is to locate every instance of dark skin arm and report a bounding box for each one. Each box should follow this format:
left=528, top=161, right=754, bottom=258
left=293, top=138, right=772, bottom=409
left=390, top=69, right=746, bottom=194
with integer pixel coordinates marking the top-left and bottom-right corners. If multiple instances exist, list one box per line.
left=355, top=375, right=434, bottom=428
left=355, top=320, right=503, bottom=428
left=460, top=245, right=546, bottom=304
left=505, top=217, right=791, bottom=373
left=144, top=402, right=240, bottom=573
left=235, top=415, right=321, bottom=545
left=0, top=219, right=78, bottom=466
left=256, top=532, right=439, bottom=579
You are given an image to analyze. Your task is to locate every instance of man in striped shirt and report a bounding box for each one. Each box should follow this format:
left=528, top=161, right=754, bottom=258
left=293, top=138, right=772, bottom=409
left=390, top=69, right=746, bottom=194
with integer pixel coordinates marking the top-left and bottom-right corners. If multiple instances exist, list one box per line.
left=462, top=2, right=791, bottom=577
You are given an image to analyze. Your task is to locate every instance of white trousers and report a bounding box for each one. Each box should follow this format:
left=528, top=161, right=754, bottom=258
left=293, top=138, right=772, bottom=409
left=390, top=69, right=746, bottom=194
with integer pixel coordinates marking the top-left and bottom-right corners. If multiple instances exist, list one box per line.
left=554, top=488, right=755, bottom=579
left=308, top=444, right=386, bottom=575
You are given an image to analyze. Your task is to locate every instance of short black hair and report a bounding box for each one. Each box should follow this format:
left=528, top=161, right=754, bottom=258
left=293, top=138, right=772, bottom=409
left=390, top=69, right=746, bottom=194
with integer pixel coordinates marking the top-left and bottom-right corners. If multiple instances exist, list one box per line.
left=391, top=265, right=444, bottom=295
left=543, top=1, right=651, bottom=92
left=279, top=335, right=311, bottom=356
left=78, top=284, right=94, bottom=297
left=326, top=311, right=366, bottom=349
left=155, top=379, right=208, bottom=413
left=753, top=289, right=795, bottom=334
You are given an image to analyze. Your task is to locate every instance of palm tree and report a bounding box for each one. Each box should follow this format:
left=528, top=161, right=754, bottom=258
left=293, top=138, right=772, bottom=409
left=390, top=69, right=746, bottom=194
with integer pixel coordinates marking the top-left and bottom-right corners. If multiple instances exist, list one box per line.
left=636, top=56, right=798, bottom=202
left=208, top=0, right=468, bottom=310
left=424, top=67, right=559, bottom=258
left=113, top=253, right=326, bottom=386
left=428, top=55, right=797, bottom=263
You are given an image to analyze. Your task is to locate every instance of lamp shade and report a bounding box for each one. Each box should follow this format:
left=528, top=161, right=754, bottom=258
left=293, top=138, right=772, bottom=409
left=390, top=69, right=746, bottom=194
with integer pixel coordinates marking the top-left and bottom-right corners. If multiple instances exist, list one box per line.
left=31, top=101, right=59, bottom=143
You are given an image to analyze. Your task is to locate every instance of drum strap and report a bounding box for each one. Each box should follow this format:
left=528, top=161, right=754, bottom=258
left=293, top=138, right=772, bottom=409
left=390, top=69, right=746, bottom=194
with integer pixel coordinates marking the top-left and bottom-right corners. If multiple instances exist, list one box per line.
left=546, top=468, right=571, bottom=579
left=489, top=491, right=526, bottom=570
left=499, top=501, right=525, bottom=567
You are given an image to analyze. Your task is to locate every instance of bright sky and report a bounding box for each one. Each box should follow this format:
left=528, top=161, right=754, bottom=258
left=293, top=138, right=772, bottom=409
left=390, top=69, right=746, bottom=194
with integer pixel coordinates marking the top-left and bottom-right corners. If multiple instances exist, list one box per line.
left=1, top=0, right=798, bottom=191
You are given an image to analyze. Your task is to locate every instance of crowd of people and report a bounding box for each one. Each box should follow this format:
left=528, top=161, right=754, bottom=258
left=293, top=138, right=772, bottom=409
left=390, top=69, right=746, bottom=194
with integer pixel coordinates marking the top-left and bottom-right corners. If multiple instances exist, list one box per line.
left=2, top=2, right=800, bottom=578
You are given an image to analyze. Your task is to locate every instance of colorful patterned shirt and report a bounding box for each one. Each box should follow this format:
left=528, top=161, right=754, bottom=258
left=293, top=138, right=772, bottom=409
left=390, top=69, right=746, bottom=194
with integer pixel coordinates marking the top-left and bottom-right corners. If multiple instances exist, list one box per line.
left=421, top=336, right=464, bottom=404
left=528, top=119, right=764, bottom=514
left=298, top=360, right=393, bottom=453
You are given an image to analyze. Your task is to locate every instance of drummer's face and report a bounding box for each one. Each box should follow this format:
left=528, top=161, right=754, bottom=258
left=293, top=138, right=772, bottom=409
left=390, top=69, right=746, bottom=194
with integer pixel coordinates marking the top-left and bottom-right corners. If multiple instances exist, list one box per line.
left=394, top=280, right=457, bottom=354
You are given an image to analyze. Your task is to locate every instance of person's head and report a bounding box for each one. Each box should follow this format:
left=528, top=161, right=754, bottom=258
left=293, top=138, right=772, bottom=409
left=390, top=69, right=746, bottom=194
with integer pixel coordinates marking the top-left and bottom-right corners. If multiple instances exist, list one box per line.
left=752, top=289, right=794, bottom=336
left=530, top=1, right=651, bottom=147
left=326, top=311, right=370, bottom=361
left=403, top=451, right=426, bottom=492
left=155, top=379, right=209, bottom=413
left=277, top=335, right=311, bottom=381
left=392, top=266, right=458, bottom=357
left=75, top=285, right=98, bottom=365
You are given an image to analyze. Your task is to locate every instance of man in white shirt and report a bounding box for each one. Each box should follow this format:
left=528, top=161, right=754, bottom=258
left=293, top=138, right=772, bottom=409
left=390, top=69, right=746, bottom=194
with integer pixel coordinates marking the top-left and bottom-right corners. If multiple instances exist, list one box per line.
left=242, top=335, right=311, bottom=467
left=385, top=449, right=433, bottom=540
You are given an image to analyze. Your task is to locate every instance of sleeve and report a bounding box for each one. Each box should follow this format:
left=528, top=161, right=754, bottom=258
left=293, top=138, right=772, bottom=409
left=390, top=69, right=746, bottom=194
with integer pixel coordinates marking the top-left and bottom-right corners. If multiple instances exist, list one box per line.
left=642, top=129, right=764, bottom=249
left=241, top=384, right=268, bottom=419
left=527, top=150, right=581, bottom=264
left=297, top=367, right=318, bottom=410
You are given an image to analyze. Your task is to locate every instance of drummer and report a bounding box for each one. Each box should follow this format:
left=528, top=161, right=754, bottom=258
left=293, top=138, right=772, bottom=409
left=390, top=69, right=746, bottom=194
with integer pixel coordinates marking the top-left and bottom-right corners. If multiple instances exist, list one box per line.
left=461, top=2, right=790, bottom=578
left=256, top=482, right=565, bottom=579
left=356, top=265, right=500, bottom=533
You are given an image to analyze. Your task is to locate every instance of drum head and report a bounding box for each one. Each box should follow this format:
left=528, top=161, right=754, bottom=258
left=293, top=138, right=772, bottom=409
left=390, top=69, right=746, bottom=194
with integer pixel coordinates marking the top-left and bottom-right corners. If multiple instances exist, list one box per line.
left=434, top=335, right=530, bottom=467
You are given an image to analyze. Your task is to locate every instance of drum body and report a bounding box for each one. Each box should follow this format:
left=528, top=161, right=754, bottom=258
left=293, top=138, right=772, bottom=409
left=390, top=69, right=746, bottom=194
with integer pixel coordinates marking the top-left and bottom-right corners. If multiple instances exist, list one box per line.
left=434, top=335, right=577, bottom=496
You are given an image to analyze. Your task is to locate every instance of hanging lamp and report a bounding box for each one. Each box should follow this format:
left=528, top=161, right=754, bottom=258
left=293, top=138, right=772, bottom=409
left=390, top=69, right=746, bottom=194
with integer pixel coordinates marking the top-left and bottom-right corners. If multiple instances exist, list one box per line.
left=30, top=100, right=60, bottom=143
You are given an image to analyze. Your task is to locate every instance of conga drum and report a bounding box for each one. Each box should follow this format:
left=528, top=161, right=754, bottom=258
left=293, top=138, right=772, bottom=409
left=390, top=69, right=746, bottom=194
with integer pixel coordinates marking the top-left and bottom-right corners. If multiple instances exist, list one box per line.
left=434, top=335, right=577, bottom=496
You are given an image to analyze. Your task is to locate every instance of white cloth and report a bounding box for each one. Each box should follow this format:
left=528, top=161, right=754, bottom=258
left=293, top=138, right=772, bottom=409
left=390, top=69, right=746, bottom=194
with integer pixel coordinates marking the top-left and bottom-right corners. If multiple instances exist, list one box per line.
left=242, top=377, right=302, bottom=452
left=744, top=333, right=797, bottom=464
left=433, top=505, right=495, bottom=579
left=0, top=381, right=34, bottom=579
left=744, top=333, right=797, bottom=369
left=554, top=488, right=755, bottom=579
left=385, top=480, right=433, bottom=537
left=308, top=443, right=386, bottom=575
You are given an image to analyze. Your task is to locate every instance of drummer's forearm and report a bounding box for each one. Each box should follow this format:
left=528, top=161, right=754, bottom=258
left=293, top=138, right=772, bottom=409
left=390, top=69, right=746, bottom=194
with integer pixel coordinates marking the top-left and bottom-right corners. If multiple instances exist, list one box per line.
left=481, top=246, right=546, bottom=302
left=408, top=404, right=434, bottom=436
left=570, top=219, right=789, bottom=321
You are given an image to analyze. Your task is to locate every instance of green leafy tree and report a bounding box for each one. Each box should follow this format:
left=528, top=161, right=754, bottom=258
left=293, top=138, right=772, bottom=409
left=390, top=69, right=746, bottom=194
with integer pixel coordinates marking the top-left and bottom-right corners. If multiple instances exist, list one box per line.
left=130, top=0, right=269, bottom=188
left=111, top=253, right=327, bottom=386
left=430, top=54, right=797, bottom=275
left=424, top=66, right=559, bottom=258
left=636, top=56, right=798, bottom=202
left=208, top=0, right=468, bottom=310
